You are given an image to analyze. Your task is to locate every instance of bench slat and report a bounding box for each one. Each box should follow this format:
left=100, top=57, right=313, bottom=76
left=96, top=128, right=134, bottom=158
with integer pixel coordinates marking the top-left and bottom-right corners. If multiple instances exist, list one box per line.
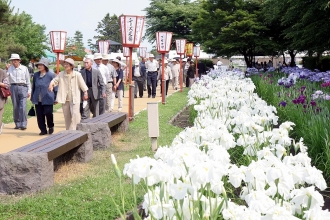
left=13, top=132, right=78, bottom=152
left=11, top=131, right=88, bottom=161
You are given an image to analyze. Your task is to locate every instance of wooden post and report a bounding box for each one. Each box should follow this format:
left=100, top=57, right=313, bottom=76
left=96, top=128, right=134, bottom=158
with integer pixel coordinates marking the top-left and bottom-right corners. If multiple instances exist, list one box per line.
left=180, top=55, right=183, bottom=92
left=129, top=84, right=134, bottom=121
left=161, top=53, right=166, bottom=105
left=56, top=53, right=60, bottom=75
left=128, top=47, right=133, bottom=121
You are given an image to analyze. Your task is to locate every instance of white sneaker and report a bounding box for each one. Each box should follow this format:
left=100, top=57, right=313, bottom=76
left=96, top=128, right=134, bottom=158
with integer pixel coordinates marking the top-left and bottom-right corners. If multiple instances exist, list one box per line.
left=0, top=123, right=4, bottom=135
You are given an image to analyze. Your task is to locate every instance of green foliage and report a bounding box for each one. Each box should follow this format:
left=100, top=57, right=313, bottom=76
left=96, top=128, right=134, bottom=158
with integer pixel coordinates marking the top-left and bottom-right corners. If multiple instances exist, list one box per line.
left=302, top=56, right=330, bottom=71
left=199, top=59, right=214, bottom=69
left=192, top=0, right=271, bottom=67
left=143, top=0, right=200, bottom=44
left=94, top=13, right=121, bottom=52
left=64, top=31, right=86, bottom=58
left=0, top=1, right=47, bottom=64
left=53, top=65, right=65, bottom=73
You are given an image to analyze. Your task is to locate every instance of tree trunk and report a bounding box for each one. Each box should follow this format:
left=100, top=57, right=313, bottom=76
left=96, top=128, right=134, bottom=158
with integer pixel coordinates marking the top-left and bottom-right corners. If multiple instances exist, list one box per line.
left=288, top=50, right=296, bottom=67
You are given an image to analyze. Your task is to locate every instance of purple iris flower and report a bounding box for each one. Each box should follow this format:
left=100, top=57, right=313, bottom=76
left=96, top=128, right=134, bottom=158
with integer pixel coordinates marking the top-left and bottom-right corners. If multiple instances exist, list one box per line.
left=278, top=101, right=287, bottom=107
left=310, top=100, right=317, bottom=107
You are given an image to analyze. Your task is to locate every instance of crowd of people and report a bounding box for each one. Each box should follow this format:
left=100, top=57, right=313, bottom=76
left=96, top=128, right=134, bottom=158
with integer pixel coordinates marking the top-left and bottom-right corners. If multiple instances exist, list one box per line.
left=0, top=53, right=202, bottom=136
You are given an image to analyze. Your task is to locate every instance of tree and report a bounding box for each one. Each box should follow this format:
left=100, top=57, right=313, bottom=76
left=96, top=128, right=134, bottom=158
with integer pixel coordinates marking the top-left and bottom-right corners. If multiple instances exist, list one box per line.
left=10, top=12, right=48, bottom=64
left=0, top=0, right=24, bottom=61
left=94, top=13, right=121, bottom=52
left=144, top=0, right=200, bottom=44
left=87, top=38, right=97, bottom=53
left=73, top=30, right=86, bottom=57
left=192, top=0, right=271, bottom=67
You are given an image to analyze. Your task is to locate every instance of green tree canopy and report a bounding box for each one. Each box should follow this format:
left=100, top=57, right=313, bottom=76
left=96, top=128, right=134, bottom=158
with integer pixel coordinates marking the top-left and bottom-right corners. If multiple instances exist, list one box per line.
left=192, top=0, right=271, bottom=67
left=0, top=0, right=47, bottom=64
left=143, top=0, right=200, bottom=44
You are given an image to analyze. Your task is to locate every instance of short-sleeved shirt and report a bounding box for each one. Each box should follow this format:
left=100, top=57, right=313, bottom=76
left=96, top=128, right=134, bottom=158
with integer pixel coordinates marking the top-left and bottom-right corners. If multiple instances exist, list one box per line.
left=146, top=60, right=159, bottom=72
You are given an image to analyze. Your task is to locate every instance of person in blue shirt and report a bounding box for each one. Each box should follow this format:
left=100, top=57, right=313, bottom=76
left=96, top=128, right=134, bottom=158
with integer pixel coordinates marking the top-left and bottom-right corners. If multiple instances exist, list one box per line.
left=31, top=58, right=55, bottom=135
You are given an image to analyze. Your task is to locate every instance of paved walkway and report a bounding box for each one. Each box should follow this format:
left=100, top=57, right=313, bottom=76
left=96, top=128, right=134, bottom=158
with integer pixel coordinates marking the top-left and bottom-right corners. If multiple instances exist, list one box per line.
left=0, top=87, right=179, bottom=154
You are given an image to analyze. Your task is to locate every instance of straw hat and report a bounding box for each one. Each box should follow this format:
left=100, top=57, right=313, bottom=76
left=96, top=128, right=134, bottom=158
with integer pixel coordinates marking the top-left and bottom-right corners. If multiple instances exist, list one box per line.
left=102, top=54, right=111, bottom=60
left=134, top=61, right=139, bottom=66
left=9, top=54, right=21, bottom=60
left=164, top=60, right=169, bottom=64
left=111, top=59, right=121, bottom=66
left=93, top=53, right=102, bottom=60
left=149, top=54, right=155, bottom=58
left=61, top=58, right=75, bottom=67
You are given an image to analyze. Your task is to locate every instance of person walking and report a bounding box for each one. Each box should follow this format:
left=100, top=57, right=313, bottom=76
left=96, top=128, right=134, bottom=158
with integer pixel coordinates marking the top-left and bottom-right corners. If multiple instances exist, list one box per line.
left=145, top=54, right=159, bottom=98
left=0, top=68, right=9, bottom=135
left=102, top=54, right=117, bottom=112
left=6, top=54, right=31, bottom=130
left=140, top=57, right=147, bottom=91
left=111, top=59, right=124, bottom=112
left=80, top=58, right=106, bottom=120
left=48, top=58, right=88, bottom=130
left=158, top=59, right=172, bottom=96
left=132, top=60, right=145, bottom=98
left=93, top=53, right=108, bottom=115
left=171, top=59, right=180, bottom=90
left=187, top=61, right=196, bottom=87
left=31, top=58, right=55, bottom=135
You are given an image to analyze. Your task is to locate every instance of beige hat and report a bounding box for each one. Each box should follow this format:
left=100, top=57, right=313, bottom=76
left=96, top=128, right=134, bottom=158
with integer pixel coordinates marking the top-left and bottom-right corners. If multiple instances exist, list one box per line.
left=61, top=58, right=75, bottom=67
left=9, top=54, right=21, bottom=60
left=93, top=53, right=102, bottom=60
left=102, top=54, right=110, bottom=60
left=149, top=54, right=154, bottom=58
left=111, top=59, right=121, bottom=66
left=164, top=60, right=169, bottom=64
left=135, top=61, right=139, bottom=66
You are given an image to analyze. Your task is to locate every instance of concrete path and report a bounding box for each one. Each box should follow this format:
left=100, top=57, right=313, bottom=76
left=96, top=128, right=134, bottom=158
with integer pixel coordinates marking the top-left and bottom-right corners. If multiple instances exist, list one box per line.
left=0, top=86, right=179, bottom=154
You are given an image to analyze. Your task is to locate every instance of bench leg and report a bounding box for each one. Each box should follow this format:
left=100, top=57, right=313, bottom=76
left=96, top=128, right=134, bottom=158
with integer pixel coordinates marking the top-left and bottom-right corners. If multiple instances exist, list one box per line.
left=0, top=152, right=54, bottom=194
left=77, top=122, right=111, bottom=150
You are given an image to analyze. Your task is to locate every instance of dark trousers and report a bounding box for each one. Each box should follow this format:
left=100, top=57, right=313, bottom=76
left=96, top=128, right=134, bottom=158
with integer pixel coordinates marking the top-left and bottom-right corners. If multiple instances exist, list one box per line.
left=186, top=76, right=190, bottom=87
left=35, top=102, right=54, bottom=133
left=134, top=77, right=144, bottom=97
left=160, top=80, right=170, bottom=96
left=147, top=72, right=158, bottom=97
left=82, top=89, right=99, bottom=120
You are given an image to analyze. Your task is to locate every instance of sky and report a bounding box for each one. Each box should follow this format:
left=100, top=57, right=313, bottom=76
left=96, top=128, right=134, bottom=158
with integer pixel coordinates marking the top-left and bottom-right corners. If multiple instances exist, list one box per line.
left=10, top=0, right=154, bottom=51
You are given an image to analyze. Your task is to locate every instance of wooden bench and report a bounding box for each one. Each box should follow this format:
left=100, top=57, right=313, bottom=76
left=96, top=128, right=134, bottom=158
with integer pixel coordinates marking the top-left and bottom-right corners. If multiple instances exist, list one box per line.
left=12, top=131, right=89, bottom=161
left=77, top=112, right=128, bottom=150
left=0, top=130, right=92, bottom=194
left=82, top=112, right=128, bottom=132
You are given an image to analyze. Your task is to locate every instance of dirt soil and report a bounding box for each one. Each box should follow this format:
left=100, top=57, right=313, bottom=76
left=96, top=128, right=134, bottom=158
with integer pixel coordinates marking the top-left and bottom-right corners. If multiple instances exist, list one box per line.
left=171, top=107, right=193, bottom=128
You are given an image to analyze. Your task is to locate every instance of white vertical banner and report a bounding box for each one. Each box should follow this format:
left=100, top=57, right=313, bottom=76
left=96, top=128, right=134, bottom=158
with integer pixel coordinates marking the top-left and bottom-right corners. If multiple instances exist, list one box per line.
left=125, top=16, right=137, bottom=46
left=134, top=17, right=145, bottom=45
left=98, top=41, right=110, bottom=54
left=123, top=47, right=130, bottom=57
left=139, top=47, right=147, bottom=57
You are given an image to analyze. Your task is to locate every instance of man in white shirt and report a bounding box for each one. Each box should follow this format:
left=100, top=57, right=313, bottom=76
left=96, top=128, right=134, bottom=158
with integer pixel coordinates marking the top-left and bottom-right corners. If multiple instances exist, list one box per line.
left=7, top=54, right=31, bottom=130
left=171, top=59, right=180, bottom=90
left=102, top=54, right=117, bottom=112
left=145, top=54, right=159, bottom=98
left=93, top=53, right=109, bottom=114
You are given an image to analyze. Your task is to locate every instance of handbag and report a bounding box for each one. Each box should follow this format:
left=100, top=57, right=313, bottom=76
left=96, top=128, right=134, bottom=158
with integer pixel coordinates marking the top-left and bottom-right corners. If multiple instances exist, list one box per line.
left=28, top=106, right=36, bottom=116
left=0, top=87, right=11, bottom=98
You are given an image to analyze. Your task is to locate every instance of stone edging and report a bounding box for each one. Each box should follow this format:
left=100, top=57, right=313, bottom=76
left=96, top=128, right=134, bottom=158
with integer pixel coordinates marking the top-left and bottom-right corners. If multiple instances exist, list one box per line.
left=169, top=104, right=190, bottom=125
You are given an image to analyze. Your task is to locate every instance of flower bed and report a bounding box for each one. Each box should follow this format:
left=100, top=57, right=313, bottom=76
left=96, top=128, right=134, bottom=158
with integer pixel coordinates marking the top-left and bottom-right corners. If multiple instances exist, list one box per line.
left=115, top=70, right=329, bottom=219
left=251, top=69, right=330, bottom=183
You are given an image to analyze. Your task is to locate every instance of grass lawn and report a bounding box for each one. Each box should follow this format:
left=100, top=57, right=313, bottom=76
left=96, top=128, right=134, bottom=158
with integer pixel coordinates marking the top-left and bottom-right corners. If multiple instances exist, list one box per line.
left=0, top=88, right=189, bottom=220
left=2, top=98, right=62, bottom=124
